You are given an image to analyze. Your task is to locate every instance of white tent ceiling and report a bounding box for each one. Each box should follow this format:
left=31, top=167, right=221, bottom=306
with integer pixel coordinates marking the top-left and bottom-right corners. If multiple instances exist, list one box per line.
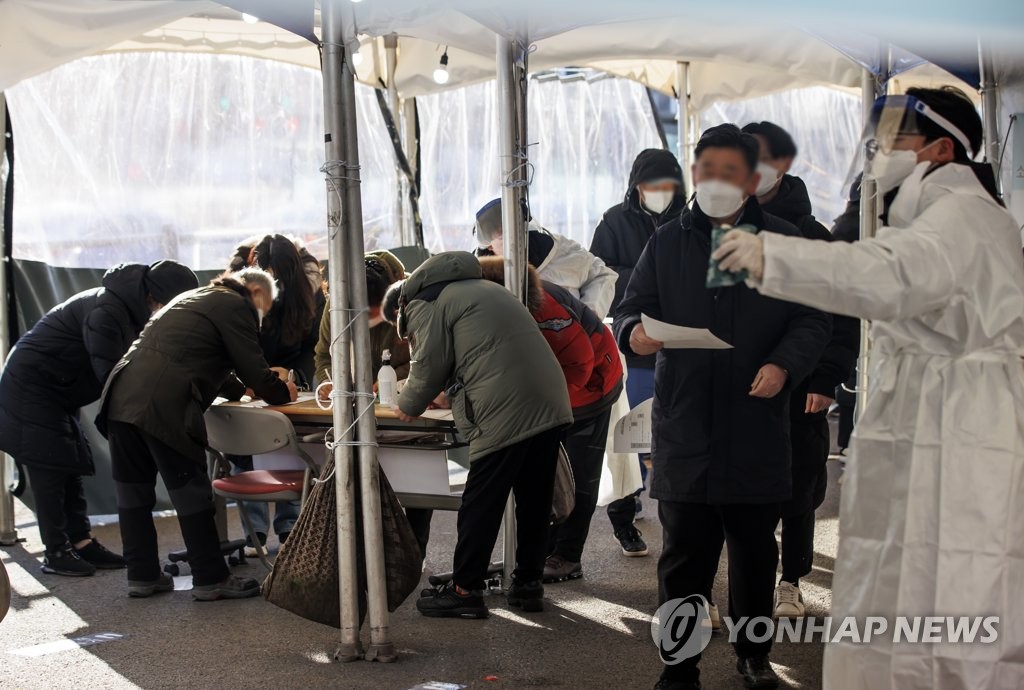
left=4, top=0, right=1019, bottom=109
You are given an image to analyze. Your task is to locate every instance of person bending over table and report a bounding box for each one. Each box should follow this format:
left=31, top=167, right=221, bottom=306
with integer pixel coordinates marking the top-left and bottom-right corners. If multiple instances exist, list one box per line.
left=395, top=251, right=572, bottom=619
left=96, top=268, right=297, bottom=601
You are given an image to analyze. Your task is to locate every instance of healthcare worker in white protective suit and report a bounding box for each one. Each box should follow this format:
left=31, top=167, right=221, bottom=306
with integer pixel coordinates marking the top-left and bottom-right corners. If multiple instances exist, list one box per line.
left=714, top=86, right=1024, bottom=690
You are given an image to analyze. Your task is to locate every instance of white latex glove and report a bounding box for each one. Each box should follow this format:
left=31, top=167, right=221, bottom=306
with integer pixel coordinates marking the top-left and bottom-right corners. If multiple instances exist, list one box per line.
left=712, top=229, right=765, bottom=282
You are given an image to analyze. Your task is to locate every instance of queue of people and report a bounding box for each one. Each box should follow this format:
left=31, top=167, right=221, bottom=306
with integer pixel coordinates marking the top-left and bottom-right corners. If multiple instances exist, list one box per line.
left=3, top=82, right=1018, bottom=690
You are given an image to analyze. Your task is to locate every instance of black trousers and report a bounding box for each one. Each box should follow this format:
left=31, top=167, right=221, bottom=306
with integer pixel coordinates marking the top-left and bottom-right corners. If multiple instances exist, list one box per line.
left=780, top=412, right=830, bottom=584
left=452, top=427, right=562, bottom=591
left=406, top=508, right=433, bottom=560
left=25, top=466, right=92, bottom=550
left=108, top=421, right=228, bottom=586
left=547, top=409, right=612, bottom=563
left=836, top=371, right=857, bottom=449
left=659, top=500, right=781, bottom=683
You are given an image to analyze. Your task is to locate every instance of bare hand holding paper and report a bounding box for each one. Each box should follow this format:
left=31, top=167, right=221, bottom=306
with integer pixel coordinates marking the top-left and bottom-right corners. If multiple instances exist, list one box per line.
left=641, top=314, right=732, bottom=350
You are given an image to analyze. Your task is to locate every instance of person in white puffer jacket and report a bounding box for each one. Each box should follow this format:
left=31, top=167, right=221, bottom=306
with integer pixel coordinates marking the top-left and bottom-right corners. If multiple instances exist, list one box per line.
left=473, top=198, right=617, bottom=320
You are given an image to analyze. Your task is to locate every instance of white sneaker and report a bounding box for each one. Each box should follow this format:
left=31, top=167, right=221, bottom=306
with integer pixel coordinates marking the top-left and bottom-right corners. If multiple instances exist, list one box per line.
left=708, top=602, right=721, bottom=631
left=774, top=581, right=806, bottom=618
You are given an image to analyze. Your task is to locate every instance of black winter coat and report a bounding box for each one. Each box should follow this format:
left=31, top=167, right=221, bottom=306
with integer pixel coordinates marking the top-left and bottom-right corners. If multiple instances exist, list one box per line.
left=0, top=264, right=153, bottom=474
left=258, top=290, right=326, bottom=388
left=760, top=175, right=859, bottom=419
left=590, top=149, right=687, bottom=369
left=613, top=199, right=831, bottom=504
left=97, top=281, right=290, bottom=460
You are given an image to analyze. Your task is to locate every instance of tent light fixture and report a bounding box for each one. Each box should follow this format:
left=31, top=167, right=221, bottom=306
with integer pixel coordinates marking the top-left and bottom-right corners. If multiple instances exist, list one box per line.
left=433, top=49, right=450, bottom=85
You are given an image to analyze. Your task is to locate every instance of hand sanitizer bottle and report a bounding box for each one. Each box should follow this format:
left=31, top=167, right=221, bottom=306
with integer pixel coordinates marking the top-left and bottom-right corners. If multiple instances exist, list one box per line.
left=377, top=349, right=398, bottom=406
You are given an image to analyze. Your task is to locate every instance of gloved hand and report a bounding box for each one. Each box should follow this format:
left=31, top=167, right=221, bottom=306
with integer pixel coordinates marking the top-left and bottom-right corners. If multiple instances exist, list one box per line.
left=712, top=229, right=765, bottom=282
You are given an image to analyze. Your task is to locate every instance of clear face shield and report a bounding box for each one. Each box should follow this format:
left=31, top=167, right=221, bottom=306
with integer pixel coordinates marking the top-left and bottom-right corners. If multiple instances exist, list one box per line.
left=843, top=94, right=974, bottom=197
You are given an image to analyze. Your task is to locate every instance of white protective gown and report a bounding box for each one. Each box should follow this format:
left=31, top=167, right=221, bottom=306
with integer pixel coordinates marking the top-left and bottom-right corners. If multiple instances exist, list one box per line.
left=758, top=162, right=1024, bottom=690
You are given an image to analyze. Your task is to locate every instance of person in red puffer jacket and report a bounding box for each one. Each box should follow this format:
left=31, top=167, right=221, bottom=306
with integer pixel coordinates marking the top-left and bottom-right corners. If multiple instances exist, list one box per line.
left=478, top=257, right=623, bottom=582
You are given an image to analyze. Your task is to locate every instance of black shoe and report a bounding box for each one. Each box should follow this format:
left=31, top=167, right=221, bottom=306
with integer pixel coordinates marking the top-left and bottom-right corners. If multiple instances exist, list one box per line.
left=41, top=545, right=96, bottom=577
left=277, top=531, right=290, bottom=545
left=244, top=532, right=268, bottom=558
left=416, top=583, right=488, bottom=619
left=74, top=538, right=126, bottom=569
left=542, top=555, right=582, bottom=583
left=614, top=526, right=649, bottom=557
left=128, top=573, right=174, bottom=598
left=736, top=656, right=780, bottom=689
left=507, top=579, right=544, bottom=612
left=654, top=679, right=701, bottom=690
left=192, top=575, right=261, bottom=601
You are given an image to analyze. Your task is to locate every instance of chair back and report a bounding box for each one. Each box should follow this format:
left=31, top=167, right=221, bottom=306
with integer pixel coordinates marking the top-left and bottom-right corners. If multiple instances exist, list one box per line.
left=205, top=406, right=297, bottom=457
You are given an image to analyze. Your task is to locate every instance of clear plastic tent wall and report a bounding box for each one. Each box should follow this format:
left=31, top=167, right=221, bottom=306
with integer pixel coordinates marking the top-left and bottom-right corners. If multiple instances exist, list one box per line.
left=417, top=74, right=663, bottom=251
left=703, top=86, right=863, bottom=226
left=6, top=51, right=398, bottom=270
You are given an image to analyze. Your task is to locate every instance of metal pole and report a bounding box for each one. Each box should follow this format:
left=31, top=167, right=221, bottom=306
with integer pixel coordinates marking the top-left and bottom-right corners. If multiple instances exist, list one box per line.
left=675, top=62, right=692, bottom=193
left=855, top=58, right=889, bottom=425
left=401, top=97, right=421, bottom=247
left=384, top=34, right=409, bottom=246
left=320, top=0, right=362, bottom=663
left=0, top=92, right=16, bottom=547
left=978, top=39, right=1002, bottom=194
left=339, top=22, right=394, bottom=664
left=496, top=35, right=529, bottom=589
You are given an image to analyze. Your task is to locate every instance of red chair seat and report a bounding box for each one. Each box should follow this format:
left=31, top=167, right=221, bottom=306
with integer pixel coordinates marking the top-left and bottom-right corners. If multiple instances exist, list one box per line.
left=212, top=470, right=306, bottom=501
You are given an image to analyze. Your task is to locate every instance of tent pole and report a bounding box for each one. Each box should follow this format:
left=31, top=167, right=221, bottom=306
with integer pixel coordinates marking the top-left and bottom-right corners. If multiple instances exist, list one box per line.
left=496, top=34, right=529, bottom=590
left=855, top=58, right=889, bottom=427
left=340, top=21, right=394, bottom=664
left=401, top=97, right=421, bottom=247
left=675, top=62, right=692, bottom=192
left=385, top=34, right=409, bottom=245
left=320, top=0, right=362, bottom=663
left=978, top=39, right=1002, bottom=193
left=0, top=93, right=16, bottom=547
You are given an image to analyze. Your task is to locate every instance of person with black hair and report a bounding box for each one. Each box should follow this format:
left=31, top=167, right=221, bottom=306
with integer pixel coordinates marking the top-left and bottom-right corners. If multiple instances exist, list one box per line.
left=590, top=148, right=687, bottom=551
left=741, top=121, right=860, bottom=618
left=0, top=260, right=197, bottom=577
left=226, top=234, right=325, bottom=555
left=616, top=123, right=830, bottom=690
left=715, top=87, right=1024, bottom=689
left=98, top=268, right=297, bottom=601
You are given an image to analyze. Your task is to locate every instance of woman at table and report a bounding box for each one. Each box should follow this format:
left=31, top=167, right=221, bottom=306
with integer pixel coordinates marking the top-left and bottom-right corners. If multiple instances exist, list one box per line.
left=97, top=268, right=297, bottom=600
left=225, top=234, right=324, bottom=556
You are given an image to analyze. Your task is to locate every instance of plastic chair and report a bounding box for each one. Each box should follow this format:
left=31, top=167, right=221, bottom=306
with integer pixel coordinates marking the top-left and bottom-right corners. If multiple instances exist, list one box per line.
left=205, top=406, right=319, bottom=571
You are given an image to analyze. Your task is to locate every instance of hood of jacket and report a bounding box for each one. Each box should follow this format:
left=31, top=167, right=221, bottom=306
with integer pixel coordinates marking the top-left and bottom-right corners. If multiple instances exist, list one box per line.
left=887, top=160, right=1004, bottom=228
left=476, top=255, right=545, bottom=315
left=402, top=251, right=481, bottom=302
left=760, top=174, right=813, bottom=223
left=625, top=149, right=687, bottom=214
left=101, top=263, right=152, bottom=329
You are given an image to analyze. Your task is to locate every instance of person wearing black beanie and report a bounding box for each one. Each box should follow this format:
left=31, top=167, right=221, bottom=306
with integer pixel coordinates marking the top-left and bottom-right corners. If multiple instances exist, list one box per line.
left=0, top=260, right=197, bottom=577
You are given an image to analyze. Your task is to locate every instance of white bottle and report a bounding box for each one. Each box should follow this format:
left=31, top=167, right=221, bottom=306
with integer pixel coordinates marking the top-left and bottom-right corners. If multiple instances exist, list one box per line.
left=377, top=349, right=398, bottom=407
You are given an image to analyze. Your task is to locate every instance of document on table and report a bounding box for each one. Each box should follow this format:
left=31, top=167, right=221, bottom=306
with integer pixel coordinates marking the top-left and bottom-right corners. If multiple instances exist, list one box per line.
left=641, top=314, right=732, bottom=350
left=238, top=392, right=318, bottom=408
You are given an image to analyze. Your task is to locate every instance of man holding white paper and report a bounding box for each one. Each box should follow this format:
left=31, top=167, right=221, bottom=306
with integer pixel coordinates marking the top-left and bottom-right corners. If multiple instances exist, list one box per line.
left=614, top=124, right=830, bottom=690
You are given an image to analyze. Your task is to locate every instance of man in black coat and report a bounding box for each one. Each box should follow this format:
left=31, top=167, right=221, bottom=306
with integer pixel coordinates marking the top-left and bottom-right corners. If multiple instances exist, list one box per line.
left=615, top=125, right=830, bottom=690
left=0, top=261, right=197, bottom=577
left=743, top=122, right=859, bottom=618
left=590, top=148, right=686, bottom=553
left=97, top=268, right=296, bottom=600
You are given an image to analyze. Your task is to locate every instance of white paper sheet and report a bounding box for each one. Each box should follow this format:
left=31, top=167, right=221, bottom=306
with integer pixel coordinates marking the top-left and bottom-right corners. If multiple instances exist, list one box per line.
left=238, top=391, right=318, bottom=408
left=613, top=397, right=653, bottom=454
left=641, top=314, right=732, bottom=350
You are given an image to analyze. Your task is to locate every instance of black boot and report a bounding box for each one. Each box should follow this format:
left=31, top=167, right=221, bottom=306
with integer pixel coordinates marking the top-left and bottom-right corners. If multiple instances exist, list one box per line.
left=74, top=538, right=126, bottom=570
left=416, top=583, right=488, bottom=619
left=736, top=656, right=780, bottom=689
left=654, top=679, right=701, bottom=690
left=507, top=579, right=544, bottom=612
left=41, top=545, right=96, bottom=577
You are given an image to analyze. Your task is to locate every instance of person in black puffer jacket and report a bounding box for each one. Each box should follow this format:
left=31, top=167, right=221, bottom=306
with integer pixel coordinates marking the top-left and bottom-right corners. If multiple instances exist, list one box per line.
left=743, top=121, right=859, bottom=618
left=590, top=148, right=687, bottom=548
left=0, top=261, right=198, bottom=577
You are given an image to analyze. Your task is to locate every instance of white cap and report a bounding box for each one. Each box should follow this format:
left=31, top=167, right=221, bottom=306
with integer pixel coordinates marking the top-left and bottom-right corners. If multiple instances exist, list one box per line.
left=382, top=349, right=391, bottom=359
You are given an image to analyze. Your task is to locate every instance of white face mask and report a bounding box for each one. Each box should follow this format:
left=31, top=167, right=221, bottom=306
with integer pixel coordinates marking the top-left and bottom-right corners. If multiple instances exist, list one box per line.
left=865, top=140, right=940, bottom=195
left=754, top=162, right=781, bottom=197
left=640, top=189, right=674, bottom=215
left=695, top=179, right=746, bottom=219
